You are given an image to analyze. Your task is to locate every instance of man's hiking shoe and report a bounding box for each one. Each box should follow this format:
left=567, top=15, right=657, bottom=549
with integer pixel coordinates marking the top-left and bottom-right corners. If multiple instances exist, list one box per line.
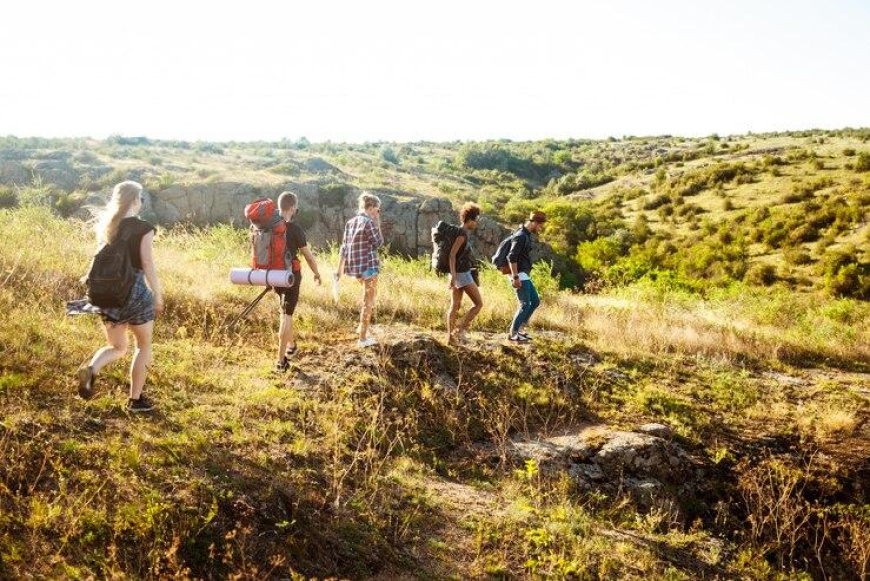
left=77, top=365, right=95, bottom=400
left=358, top=337, right=378, bottom=348
left=275, top=357, right=290, bottom=372
left=127, top=394, right=154, bottom=413
left=508, top=334, right=531, bottom=343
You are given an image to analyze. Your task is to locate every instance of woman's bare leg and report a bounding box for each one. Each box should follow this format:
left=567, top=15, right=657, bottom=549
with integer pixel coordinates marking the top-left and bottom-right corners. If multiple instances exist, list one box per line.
left=359, top=276, right=378, bottom=341
left=90, top=322, right=128, bottom=374
left=458, top=283, right=483, bottom=336
left=447, top=287, right=463, bottom=343
left=129, top=321, right=154, bottom=400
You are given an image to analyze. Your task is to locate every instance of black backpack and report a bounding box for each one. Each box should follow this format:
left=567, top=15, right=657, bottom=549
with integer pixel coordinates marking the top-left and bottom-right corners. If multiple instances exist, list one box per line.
left=431, top=221, right=462, bottom=274
left=491, top=228, right=522, bottom=274
left=85, top=227, right=136, bottom=308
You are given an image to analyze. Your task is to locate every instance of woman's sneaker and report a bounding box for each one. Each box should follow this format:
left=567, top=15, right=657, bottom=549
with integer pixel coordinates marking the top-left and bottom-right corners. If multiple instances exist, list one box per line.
left=517, top=331, right=533, bottom=341
left=508, top=334, right=531, bottom=343
left=127, top=393, right=155, bottom=413
left=77, top=365, right=95, bottom=400
left=358, top=337, right=378, bottom=348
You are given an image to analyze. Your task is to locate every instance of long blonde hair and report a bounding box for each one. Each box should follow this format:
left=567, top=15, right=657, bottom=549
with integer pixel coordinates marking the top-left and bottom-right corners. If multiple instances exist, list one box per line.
left=96, top=181, right=143, bottom=244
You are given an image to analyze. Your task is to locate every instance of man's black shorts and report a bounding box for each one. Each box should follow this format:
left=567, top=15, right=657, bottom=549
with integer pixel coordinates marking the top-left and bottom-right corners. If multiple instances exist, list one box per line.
left=275, top=271, right=302, bottom=315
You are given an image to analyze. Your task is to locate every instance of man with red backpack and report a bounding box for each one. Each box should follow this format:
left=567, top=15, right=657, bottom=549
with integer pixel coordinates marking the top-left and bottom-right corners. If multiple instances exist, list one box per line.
left=245, top=191, right=322, bottom=371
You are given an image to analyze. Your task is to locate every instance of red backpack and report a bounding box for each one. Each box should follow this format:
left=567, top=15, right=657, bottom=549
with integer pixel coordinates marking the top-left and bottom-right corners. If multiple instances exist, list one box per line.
left=244, top=198, right=288, bottom=270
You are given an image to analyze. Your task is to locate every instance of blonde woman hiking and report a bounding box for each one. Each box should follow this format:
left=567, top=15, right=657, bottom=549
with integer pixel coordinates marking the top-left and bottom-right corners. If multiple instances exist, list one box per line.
left=71, top=181, right=163, bottom=412
left=445, top=203, right=483, bottom=344
left=336, top=192, right=383, bottom=348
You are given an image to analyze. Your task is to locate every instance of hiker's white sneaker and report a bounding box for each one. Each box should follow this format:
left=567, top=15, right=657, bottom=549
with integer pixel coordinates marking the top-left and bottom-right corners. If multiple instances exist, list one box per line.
left=358, top=337, right=378, bottom=348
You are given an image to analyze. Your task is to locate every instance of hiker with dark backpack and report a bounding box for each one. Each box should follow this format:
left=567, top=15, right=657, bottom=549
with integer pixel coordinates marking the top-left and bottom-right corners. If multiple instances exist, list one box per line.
left=273, top=191, right=322, bottom=371
left=69, top=181, right=163, bottom=412
left=432, top=203, right=483, bottom=345
left=491, top=210, right=546, bottom=343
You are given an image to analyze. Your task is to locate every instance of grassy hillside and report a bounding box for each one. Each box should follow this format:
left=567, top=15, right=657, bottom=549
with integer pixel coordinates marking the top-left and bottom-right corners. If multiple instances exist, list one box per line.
left=1, top=207, right=868, bottom=579
left=1, top=129, right=868, bottom=295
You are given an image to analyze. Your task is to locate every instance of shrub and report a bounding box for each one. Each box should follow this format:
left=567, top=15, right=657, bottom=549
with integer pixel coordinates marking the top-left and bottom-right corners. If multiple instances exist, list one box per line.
left=784, top=248, right=813, bottom=266
left=745, top=263, right=777, bottom=286
left=821, top=248, right=870, bottom=299
left=0, top=186, right=17, bottom=209
left=789, top=224, right=820, bottom=244
left=854, top=152, right=870, bottom=172
left=380, top=147, right=399, bottom=164
left=826, top=263, right=868, bottom=298
left=842, top=148, right=856, bottom=157
left=269, top=164, right=300, bottom=176
left=320, top=183, right=350, bottom=207
left=576, top=236, right=624, bottom=272
left=762, top=155, right=787, bottom=167
left=643, top=194, right=669, bottom=210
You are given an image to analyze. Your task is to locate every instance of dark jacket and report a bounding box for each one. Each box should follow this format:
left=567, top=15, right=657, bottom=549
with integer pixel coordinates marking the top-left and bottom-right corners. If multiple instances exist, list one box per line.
left=507, top=226, right=533, bottom=275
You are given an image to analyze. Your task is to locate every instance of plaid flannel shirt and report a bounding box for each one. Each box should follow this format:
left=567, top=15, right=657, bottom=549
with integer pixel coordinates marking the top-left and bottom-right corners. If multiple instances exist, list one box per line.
left=340, top=213, right=384, bottom=276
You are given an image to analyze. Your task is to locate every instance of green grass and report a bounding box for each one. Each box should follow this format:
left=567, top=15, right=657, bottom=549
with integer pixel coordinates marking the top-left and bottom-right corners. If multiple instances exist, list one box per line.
left=0, top=198, right=868, bottom=578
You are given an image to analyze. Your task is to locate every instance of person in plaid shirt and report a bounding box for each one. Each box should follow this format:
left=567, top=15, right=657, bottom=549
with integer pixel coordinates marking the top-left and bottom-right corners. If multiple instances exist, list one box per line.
left=336, top=192, right=383, bottom=348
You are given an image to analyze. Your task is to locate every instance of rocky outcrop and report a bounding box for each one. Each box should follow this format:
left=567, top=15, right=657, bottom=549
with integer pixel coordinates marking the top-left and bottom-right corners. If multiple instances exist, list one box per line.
left=0, top=150, right=81, bottom=189
left=510, top=426, right=706, bottom=515
left=146, top=179, right=533, bottom=260
left=0, top=148, right=553, bottom=262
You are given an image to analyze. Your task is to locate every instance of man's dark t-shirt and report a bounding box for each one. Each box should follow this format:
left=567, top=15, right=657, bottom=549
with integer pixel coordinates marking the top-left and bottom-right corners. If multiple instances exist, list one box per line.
left=285, top=221, right=307, bottom=272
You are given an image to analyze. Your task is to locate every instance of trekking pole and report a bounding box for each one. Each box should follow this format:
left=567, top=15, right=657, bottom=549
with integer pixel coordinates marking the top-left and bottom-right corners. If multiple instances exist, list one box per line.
left=226, top=286, right=272, bottom=331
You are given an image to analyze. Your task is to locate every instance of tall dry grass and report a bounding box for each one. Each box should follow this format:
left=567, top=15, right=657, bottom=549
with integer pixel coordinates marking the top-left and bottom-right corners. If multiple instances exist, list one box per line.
left=1, top=206, right=866, bottom=369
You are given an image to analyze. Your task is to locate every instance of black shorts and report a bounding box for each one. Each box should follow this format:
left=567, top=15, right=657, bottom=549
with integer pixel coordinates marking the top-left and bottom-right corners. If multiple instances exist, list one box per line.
left=275, top=271, right=302, bottom=315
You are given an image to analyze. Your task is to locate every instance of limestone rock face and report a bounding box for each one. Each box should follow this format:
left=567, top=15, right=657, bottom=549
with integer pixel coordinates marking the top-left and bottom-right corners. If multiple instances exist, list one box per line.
left=145, top=179, right=540, bottom=261
left=0, top=148, right=553, bottom=262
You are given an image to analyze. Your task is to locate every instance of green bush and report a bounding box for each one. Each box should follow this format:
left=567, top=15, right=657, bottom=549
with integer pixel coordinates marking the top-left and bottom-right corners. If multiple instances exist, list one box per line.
left=643, top=194, right=669, bottom=210
left=854, top=152, right=870, bottom=172
left=820, top=248, right=869, bottom=299
left=784, top=248, right=813, bottom=266
left=319, top=183, right=349, bottom=207
left=380, top=147, right=399, bottom=164
left=576, top=236, right=624, bottom=272
left=789, top=224, right=820, bottom=244
left=744, top=263, right=777, bottom=286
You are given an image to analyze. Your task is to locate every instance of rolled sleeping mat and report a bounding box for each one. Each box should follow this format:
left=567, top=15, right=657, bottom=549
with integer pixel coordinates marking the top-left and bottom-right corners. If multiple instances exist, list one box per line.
left=229, top=268, right=296, bottom=288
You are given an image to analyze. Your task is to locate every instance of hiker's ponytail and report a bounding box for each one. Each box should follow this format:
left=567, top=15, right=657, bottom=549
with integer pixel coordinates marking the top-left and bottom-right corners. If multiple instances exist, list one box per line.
left=96, top=181, right=142, bottom=244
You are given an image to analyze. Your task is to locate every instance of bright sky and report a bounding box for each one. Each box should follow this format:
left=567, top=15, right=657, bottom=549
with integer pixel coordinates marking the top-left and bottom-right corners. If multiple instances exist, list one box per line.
left=1, top=0, right=869, bottom=143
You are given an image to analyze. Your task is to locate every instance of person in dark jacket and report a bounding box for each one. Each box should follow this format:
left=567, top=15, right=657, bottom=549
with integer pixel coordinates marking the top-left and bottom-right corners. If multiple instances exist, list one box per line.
left=506, top=210, right=546, bottom=342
